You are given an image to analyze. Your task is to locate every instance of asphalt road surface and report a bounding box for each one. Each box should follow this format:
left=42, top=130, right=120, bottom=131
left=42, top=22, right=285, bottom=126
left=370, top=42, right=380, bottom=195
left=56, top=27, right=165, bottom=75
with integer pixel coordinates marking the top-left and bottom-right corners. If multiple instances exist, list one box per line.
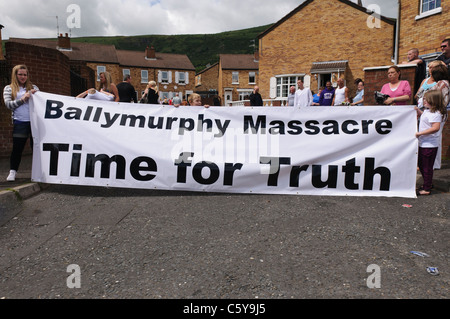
left=0, top=184, right=448, bottom=303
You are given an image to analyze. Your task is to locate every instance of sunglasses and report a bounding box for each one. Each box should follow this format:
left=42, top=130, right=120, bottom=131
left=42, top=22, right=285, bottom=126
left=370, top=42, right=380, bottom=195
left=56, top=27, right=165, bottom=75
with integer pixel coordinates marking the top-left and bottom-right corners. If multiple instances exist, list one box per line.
left=441, top=45, right=448, bottom=48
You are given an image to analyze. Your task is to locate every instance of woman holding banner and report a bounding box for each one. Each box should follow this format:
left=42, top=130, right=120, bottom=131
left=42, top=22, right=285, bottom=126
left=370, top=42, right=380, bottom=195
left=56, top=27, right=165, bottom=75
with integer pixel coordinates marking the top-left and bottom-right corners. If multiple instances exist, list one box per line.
left=3, top=65, right=39, bottom=182
left=77, top=71, right=119, bottom=102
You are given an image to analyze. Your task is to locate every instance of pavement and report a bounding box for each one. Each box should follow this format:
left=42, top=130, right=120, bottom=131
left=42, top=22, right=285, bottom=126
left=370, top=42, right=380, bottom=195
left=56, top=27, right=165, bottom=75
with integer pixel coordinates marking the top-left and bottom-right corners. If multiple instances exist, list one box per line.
left=0, top=154, right=449, bottom=205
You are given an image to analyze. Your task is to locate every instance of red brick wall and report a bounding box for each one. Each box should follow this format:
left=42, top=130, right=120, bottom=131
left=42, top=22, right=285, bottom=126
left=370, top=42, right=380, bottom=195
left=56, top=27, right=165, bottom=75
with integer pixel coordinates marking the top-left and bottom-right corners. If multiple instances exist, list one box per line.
left=0, top=42, right=71, bottom=157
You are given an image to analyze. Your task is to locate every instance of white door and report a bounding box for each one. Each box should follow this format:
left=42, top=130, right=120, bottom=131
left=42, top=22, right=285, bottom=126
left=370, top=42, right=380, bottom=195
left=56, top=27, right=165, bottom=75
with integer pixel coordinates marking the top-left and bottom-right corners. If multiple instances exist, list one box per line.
left=224, top=89, right=233, bottom=106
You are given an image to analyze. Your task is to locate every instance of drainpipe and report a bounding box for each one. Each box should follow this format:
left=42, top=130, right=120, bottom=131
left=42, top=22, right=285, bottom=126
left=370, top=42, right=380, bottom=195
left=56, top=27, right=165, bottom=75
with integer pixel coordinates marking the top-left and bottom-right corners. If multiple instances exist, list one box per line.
left=392, top=1, right=400, bottom=64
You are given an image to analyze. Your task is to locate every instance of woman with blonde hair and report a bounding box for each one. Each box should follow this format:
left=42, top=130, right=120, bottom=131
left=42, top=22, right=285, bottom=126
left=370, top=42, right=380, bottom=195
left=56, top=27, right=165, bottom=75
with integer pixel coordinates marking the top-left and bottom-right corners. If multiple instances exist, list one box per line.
left=140, top=80, right=160, bottom=104
left=3, top=65, right=39, bottom=181
left=77, top=71, right=119, bottom=102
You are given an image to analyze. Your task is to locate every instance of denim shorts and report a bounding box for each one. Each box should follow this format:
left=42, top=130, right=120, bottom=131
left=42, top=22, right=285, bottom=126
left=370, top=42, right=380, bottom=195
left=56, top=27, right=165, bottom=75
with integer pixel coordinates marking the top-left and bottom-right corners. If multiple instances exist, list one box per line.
left=12, top=120, right=32, bottom=138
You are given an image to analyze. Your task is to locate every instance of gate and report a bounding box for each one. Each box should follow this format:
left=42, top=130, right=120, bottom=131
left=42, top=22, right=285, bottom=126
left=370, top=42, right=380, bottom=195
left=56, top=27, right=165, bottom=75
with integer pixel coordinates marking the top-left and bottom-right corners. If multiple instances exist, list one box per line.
left=70, top=69, right=87, bottom=97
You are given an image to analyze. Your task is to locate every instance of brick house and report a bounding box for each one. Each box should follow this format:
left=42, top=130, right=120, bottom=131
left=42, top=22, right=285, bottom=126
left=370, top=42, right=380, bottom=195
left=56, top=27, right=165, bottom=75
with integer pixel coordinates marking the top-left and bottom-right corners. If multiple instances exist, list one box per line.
left=195, top=54, right=259, bottom=106
left=257, top=0, right=396, bottom=102
left=117, top=46, right=196, bottom=102
left=0, top=34, right=195, bottom=157
left=7, top=35, right=196, bottom=101
left=398, top=0, right=449, bottom=66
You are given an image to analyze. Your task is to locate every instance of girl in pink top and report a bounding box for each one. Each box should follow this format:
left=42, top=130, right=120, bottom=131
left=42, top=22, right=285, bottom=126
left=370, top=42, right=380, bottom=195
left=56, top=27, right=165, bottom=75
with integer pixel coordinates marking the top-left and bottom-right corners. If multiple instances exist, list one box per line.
left=380, top=66, right=412, bottom=105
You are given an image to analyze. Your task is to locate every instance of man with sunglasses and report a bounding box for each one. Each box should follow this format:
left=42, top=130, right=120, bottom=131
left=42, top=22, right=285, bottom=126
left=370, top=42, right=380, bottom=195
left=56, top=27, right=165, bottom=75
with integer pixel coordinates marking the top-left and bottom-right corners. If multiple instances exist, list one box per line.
left=436, top=38, right=450, bottom=78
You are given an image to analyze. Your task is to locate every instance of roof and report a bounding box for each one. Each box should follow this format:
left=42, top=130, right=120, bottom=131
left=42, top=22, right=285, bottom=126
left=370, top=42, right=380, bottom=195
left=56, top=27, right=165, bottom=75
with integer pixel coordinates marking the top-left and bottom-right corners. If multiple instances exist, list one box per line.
left=8, top=38, right=195, bottom=70
left=196, top=62, right=219, bottom=75
left=117, top=49, right=195, bottom=70
left=8, top=38, right=119, bottom=63
left=258, top=0, right=396, bottom=39
left=310, top=60, right=348, bottom=73
left=220, top=54, right=258, bottom=70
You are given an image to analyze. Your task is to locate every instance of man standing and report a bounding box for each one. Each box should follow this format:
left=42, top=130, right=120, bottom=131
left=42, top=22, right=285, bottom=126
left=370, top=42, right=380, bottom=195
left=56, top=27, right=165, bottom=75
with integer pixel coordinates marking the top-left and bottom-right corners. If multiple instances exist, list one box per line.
left=436, top=38, right=450, bottom=78
left=332, top=78, right=349, bottom=106
left=402, top=48, right=426, bottom=98
left=287, top=86, right=296, bottom=106
left=319, top=81, right=335, bottom=106
left=249, top=86, right=263, bottom=106
left=293, top=79, right=313, bottom=107
left=172, top=93, right=182, bottom=107
left=117, top=75, right=137, bottom=103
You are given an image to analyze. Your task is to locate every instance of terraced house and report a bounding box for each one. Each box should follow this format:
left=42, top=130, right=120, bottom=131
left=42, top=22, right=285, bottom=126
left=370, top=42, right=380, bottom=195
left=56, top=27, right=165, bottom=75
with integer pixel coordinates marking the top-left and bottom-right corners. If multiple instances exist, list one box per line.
left=195, top=54, right=259, bottom=106
left=6, top=34, right=196, bottom=102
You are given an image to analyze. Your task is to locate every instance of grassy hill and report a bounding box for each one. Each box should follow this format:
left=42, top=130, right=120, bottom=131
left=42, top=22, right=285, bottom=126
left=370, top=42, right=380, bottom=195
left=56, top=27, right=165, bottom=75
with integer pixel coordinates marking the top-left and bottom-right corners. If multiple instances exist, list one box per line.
left=67, top=24, right=272, bottom=72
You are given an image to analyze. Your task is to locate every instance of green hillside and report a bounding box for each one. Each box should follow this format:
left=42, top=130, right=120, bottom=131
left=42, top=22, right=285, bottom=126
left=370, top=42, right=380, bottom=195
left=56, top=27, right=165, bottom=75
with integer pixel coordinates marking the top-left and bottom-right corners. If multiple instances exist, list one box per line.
left=68, top=24, right=272, bottom=72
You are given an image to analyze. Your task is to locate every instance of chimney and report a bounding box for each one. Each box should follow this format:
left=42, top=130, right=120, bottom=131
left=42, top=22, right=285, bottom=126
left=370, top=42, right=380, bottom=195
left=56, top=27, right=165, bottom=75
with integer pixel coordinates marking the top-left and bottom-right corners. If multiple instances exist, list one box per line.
left=357, top=0, right=363, bottom=6
left=145, top=46, right=156, bottom=60
left=254, top=50, right=259, bottom=63
left=0, top=24, right=5, bottom=60
left=57, top=33, right=71, bottom=50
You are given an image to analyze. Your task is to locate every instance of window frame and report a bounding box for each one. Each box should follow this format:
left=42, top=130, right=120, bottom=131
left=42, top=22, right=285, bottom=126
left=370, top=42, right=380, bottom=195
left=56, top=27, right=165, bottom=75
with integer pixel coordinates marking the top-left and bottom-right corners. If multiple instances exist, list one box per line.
left=96, top=66, right=106, bottom=81
left=161, top=71, right=169, bottom=84
left=416, top=0, right=442, bottom=20
left=232, top=71, right=239, bottom=85
left=141, top=70, right=148, bottom=83
left=275, top=75, right=304, bottom=99
left=248, top=72, right=256, bottom=85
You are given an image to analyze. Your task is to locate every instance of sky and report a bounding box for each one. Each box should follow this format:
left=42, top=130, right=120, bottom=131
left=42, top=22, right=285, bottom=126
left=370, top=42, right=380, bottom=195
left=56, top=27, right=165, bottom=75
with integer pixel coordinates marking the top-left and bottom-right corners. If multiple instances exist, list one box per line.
left=0, top=0, right=398, bottom=40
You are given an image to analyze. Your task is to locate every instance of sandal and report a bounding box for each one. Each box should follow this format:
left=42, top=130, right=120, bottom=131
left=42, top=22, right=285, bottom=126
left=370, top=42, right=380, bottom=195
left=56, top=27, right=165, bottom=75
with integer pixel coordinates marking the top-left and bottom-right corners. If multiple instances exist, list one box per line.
left=418, top=189, right=431, bottom=196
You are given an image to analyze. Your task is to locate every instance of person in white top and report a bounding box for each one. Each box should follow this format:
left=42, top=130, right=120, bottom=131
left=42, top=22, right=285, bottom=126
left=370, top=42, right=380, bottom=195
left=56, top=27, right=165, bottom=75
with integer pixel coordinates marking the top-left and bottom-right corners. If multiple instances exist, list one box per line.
left=293, top=79, right=313, bottom=107
left=415, top=90, right=447, bottom=195
left=332, top=78, right=349, bottom=106
left=3, top=65, right=39, bottom=182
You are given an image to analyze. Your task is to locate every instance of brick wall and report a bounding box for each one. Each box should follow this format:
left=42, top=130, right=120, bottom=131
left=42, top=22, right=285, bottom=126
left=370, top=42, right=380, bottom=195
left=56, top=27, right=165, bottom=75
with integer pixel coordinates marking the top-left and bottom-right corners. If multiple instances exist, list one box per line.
left=258, top=0, right=395, bottom=99
left=398, top=0, right=449, bottom=58
left=196, top=64, right=219, bottom=94
left=0, top=42, right=71, bottom=157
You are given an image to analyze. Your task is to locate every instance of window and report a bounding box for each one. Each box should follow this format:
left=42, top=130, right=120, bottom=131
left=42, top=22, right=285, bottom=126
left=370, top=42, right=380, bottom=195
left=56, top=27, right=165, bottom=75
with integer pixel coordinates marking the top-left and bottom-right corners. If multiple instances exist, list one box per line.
left=421, top=0, right=441, bottom=13
left=97, top=66, right=106, bottom=81
left=141, top=70, right=148, bottom=83
left=249, top=72, right=256, bottom=84
left=123, top=69, right=130, bottom=78
left=232, top=72, right=239, bottom=84
left=178, top=72, right=186, bottom=84
left=161, top=71, right=169, bottom=84
left=196, top=75, right=202, bottom=86
left=276, top=76, right=302, bottom=98
left=238, top=89, right=252, bottom=101
left=420, top=52, right=442, bottom=77
left=416, top=0, right=441, bottom=20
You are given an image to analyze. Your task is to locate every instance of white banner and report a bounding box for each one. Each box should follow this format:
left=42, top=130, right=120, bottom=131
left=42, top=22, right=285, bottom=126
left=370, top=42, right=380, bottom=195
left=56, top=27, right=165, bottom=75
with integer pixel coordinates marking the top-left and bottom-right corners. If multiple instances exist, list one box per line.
left=30, top=91, right=418, bottom=198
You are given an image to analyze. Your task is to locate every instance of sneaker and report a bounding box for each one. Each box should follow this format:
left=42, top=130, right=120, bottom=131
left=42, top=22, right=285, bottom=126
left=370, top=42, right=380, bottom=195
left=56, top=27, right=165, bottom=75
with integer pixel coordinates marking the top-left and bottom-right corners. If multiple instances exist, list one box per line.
left=6, top=170, right=16, bottom=182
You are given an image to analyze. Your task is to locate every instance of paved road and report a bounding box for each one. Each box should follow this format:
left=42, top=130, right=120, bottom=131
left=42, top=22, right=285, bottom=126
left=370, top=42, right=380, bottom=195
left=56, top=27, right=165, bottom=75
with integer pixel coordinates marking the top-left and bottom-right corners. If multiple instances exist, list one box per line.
left=0, top=183, right=448, bottom=302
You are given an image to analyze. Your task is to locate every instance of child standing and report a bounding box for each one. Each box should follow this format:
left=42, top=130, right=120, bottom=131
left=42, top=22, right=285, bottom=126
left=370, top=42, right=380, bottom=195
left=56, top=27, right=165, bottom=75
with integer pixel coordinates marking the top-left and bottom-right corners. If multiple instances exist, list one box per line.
left=415, top=90, right=447, bottom=195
